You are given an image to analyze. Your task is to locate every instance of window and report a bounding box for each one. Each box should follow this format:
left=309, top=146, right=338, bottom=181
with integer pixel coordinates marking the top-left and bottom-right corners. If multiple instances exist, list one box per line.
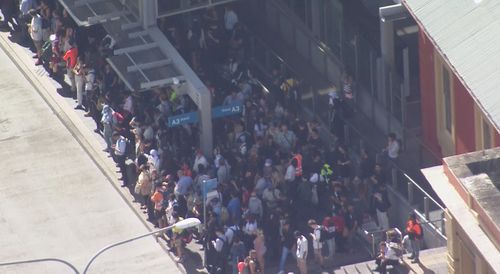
left=442, top=67, right=452, bottom=132
left=483, top=120, right=491, bottom=149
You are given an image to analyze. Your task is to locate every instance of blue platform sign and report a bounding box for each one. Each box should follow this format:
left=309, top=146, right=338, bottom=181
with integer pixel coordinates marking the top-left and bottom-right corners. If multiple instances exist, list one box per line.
left=212, top=103, right=243, bottom=119
left=202, top=178, right=218, bottom=198
left=168, top=111, right=199, bottom=128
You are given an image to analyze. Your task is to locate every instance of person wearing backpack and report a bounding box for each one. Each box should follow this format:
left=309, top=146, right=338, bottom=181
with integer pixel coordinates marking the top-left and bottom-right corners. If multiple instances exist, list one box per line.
left=212, top=228, right=228, bottom=274
left=230, top=235, right=247, bottom=274
left=406, top=213, right=423, bottom=263
left=307, top=219, right=325, bottom=270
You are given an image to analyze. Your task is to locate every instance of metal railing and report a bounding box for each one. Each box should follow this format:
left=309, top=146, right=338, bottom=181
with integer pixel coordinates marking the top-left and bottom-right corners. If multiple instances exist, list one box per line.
left=362, top=227, right=403, bottom=257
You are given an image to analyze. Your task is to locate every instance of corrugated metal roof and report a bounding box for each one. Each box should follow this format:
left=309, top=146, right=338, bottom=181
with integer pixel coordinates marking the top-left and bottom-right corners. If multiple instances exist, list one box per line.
left=403, top=0, right=500, bottom=132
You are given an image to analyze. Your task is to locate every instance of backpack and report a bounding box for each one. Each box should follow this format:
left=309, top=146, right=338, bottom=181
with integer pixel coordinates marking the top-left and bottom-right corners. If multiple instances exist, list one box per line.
left=317, top=226, right=331, bottom=242
left=229, top=226, right=243, bottom=242
left=41, top=40, right=52, bottom=64
left=217, top=236, right=230, bottom=258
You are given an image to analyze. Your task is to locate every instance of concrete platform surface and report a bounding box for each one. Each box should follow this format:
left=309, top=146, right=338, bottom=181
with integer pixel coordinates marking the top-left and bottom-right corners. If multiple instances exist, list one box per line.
left=0, top=42, right=176, bottom=273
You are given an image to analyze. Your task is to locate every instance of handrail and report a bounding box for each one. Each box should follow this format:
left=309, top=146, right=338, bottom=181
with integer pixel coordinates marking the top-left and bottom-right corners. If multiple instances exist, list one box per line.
left=404, top=173, right=445, bottom=211
left=0, top=258, right=79, bottom=274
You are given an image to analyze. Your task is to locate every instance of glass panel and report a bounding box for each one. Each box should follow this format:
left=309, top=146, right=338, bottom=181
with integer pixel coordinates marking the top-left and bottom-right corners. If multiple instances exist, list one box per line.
left=357, top=35, right=372, bottom=92
left=324, top=0, right=343, bottom=58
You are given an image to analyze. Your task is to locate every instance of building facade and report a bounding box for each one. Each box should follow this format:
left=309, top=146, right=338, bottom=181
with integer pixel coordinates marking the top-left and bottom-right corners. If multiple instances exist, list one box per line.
left=422, top=148, right=500, bottom=274
left=403, top=0, right=500, bottom=158
left=418, top=30, right=500, bottom=157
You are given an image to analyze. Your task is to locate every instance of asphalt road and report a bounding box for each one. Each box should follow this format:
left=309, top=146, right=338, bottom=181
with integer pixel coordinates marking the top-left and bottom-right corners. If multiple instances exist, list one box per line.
left=0, top=39, right=178, bottom=274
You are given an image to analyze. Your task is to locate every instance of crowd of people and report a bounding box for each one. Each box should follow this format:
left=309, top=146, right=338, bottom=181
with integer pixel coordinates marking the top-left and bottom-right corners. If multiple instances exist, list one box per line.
left=0, top=1, right=417, bottom=274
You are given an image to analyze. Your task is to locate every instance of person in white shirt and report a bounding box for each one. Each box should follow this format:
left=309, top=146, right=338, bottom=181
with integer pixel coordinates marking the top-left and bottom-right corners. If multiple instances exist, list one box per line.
left=284, top=161, right=296, bottom=183
left=384, top=133, right=400, bottom=160
left=113, top=133, right=128, bottom=187
left=295, top=231, right=308, bottom=274
left=193, top=149, right=208, bottom=173
left=308, top=219, right=325, bottom=269
left=123, top=93, right=134, bottom=115
left=212, top=228, right=227, bottom=273
left=29, top=9, right=43, bottom=66
left=374, top=240, right=402, bottom=273
left=73, top=56, right=85, bottom=110
left=83, top=65, right=95, bottom=115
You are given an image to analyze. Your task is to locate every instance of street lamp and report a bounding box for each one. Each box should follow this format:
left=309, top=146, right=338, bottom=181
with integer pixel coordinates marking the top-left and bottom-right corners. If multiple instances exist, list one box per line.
left=83, top=218, right=201, bottom=274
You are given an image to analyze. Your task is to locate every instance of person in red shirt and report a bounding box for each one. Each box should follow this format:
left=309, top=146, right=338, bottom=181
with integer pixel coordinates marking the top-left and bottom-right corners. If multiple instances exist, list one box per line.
left=331, top=210, right=346, bottom=252
left=150, top=184, right=164, bottom=228
left=406, top=213, right=422, bottom=263
left=63, top=41, right=78, bottom=97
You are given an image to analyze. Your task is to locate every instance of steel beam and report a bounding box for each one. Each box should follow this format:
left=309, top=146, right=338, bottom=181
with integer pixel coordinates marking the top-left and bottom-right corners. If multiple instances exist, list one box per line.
left=126, top=59, right=172, bottom=73
left=140, top=76, right=185, bottom=90
left=113, top=42, right=158, bottom=55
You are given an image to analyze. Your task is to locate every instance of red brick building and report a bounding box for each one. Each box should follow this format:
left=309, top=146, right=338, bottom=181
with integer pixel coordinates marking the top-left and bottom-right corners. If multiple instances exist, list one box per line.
left=403, top=0, right=500, bottom=157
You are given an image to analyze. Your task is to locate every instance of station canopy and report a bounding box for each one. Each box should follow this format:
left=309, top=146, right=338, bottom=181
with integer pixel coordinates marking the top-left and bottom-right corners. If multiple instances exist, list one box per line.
left=157, top=0, right=240, bottom=18
left=58, top=0, right=183, bottom=91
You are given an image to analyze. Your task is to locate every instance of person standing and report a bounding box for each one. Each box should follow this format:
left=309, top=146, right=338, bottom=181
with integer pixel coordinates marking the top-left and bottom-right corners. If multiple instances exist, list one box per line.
left=371, top=184, right=391, bottom=230
left=230, top=236, right=247, bottom=274
left=63, top=40, right=78, bottom=98
left=307, top=219, right=325, bottom=270
left=113, top=133, right=128, bottom=187
left=295, top=231, right=308, bottom=274
left=383, top=133, right=400, bottom=161
left=28, top=9, right=43, bottom=66
left=83, top=64, right=95, bottom=114
left=278, top=221, right=295, bottom=274
left=73, top=56, right=85, bottom=110
left=406, top=213, right=422, bottom=263
left=101, top=102, right=114, bottom=152
left=253, top=230, right=266, bottom=274
left=212, top=228, right=228, bottom=274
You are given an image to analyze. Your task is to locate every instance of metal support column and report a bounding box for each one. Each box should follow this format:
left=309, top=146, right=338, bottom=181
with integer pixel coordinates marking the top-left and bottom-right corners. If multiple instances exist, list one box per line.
left=139, top=0, right=157, bottom=28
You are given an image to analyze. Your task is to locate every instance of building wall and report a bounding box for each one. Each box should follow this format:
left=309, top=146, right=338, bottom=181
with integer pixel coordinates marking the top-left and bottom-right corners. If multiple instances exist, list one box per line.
left=453, top=77, right=476, bottom=154
left=446, top=209, right=496, bottom=274
left=433, top=51, right=456, bottom=157
left=419, top=28, right=500, bottom=157
left=418, top=30, right=440, bottom=156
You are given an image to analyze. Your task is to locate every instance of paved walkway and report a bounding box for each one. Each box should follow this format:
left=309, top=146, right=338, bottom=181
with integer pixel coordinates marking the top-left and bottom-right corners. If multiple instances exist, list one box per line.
left=0, top=31, right=181, bottom=274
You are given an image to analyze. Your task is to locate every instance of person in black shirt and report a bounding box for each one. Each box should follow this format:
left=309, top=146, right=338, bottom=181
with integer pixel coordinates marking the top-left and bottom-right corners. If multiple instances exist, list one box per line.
left=358, top=149, right=374, bottom=181
left=344, top=204, right=360, bottom=252
left=278, top=221, right=295, bottom=274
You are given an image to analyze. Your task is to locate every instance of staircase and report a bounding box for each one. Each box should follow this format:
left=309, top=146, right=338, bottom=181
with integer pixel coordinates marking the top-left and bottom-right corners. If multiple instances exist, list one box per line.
left=333, top=260, right=410, bottom=274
